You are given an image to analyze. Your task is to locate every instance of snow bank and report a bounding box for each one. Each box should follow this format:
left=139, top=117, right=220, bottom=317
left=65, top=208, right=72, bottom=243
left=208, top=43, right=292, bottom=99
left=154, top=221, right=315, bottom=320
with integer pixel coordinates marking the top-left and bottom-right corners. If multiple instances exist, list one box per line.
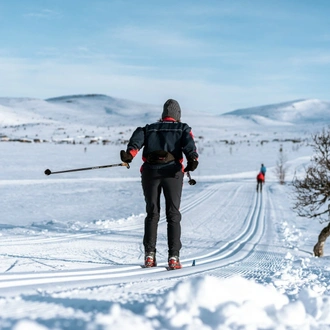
left=12, top=276, right=330, bottom=330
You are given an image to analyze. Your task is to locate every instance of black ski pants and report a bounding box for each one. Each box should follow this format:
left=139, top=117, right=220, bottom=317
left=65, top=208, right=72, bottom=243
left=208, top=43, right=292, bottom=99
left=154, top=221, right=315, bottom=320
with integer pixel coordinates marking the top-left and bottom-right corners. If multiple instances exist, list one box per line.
left=256, top=179, right=263, bottom=192
left=141, top=165, right=184, bottom=257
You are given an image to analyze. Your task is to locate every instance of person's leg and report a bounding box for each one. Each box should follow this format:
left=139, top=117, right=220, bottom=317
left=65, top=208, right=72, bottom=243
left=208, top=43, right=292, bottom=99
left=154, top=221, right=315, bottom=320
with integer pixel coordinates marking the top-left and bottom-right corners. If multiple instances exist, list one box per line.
left=141, top=169, right=161, bottom=253
left=162, top=171, right=184, bottom=257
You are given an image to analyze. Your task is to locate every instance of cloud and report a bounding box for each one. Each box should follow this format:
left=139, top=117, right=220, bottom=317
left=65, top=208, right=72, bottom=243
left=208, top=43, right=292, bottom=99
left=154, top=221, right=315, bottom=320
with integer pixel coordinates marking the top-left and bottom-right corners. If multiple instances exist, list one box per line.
left=290, top=53, right=330, bottom=65
left=24, top=9, right=61, bottom=19
left=322, top=34, right=330, bottom=42
left=108, top=26, right=203, bottom=54
left=0, top=55, right=305, bottom=114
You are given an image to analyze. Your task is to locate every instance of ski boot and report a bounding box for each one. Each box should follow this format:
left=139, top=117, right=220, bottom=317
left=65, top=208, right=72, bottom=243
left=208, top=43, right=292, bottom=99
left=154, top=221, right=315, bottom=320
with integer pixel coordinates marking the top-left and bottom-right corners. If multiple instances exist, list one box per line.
left=144, top=252, right=157, bottom=267
left=168, top=256, right=182, bottom=270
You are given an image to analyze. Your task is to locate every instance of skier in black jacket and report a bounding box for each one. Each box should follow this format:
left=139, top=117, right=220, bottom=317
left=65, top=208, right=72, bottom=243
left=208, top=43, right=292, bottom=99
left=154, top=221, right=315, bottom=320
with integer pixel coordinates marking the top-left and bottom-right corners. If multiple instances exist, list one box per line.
left=120, top=99, right=198, bottom=270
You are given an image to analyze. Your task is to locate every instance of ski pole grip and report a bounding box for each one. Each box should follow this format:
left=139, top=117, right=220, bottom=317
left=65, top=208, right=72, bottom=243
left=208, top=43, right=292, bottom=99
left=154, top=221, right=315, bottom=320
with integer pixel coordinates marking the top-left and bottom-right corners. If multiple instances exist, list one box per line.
left=122, top=162, right=130, bottom=169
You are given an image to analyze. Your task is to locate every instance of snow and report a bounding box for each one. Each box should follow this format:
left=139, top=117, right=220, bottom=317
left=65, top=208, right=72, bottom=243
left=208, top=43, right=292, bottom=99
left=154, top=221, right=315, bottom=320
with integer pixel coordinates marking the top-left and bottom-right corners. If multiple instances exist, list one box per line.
left=1, top=95, right=330, bottom=329
left=224, top=98, right=330, bottom=124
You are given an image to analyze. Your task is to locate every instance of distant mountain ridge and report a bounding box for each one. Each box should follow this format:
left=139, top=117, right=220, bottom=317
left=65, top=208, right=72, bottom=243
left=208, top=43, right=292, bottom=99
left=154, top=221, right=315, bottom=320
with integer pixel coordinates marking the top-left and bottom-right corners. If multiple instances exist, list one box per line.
left=221, top=99, right=330, bottom=124
left=46, top=93, right=160, bottom=119
left=0, top=94, right=160, bottom=127
left=0, top=94, right=328, bottom=143
left=46, top=94, right=114, bottom=102
left=46, top=94, right=158, bottom=116
left=1, top=94, right=329, bottom=129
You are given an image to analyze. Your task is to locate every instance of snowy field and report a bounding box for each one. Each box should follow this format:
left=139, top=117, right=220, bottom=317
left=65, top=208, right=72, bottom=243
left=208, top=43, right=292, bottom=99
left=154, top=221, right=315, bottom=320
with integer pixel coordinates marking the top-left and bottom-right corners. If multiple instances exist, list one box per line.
left=1, top=95, right=330, bottom=329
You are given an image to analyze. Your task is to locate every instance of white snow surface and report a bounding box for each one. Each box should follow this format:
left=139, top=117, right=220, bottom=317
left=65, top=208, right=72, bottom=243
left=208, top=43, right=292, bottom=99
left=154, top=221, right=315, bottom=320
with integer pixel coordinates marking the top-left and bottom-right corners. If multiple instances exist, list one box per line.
left=224, top=98, right=330, bottom=124
left=1, top=95, right=330, bottom=330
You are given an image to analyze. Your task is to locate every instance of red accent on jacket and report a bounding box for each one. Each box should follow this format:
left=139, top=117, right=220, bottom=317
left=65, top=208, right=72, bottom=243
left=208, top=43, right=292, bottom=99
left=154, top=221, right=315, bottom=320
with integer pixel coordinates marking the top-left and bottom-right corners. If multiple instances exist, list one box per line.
left=128, top=149, right=138, bottom=157
left=162, top=117, right=177, bottom=122
left=257, top=172, right=265, bottom=181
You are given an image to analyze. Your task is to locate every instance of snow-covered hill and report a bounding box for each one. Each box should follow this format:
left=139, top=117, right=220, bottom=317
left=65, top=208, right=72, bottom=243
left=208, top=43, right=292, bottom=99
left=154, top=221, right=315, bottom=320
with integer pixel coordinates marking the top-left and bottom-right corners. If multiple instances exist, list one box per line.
left=222, top=98, right=330, bottom=124
left=46, top=94, right=161, bottom=125
left=2, top=95, right=329, bottom=129
left=0, top=95, right=327, bottom=145
left=0, top=94, right=159, bottom=127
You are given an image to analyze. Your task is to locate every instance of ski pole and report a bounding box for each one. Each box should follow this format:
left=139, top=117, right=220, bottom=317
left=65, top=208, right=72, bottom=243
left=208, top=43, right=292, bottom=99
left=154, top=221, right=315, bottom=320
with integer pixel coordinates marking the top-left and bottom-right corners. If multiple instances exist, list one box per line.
left=44, top=162, right=130, bottom=176
left=187, top=172, right=196, bottom=185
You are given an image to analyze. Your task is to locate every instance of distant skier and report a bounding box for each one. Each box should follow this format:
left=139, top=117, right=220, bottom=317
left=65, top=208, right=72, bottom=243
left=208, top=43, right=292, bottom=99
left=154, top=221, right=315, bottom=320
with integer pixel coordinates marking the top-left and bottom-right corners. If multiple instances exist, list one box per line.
left=256, top=172, right=265, bottom=192
left=120, top=99, right=199, bottom=270
left=260, top=164, right=266, bottom=177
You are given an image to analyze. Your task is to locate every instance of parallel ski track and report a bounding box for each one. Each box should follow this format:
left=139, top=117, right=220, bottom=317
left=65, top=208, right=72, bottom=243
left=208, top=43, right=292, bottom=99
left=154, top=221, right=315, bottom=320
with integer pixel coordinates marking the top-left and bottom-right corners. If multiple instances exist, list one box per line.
left=0, top=182, right=218, bottom=246
left=0, top=182, right=265, bottom=294
left=0, top=232, right=98, bottom=246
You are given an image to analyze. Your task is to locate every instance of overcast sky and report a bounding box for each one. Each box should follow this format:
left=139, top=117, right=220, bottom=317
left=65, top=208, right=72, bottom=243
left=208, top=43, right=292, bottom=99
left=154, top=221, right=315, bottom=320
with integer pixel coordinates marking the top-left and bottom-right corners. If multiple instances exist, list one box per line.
left=1, top=0, right=329, bottom=114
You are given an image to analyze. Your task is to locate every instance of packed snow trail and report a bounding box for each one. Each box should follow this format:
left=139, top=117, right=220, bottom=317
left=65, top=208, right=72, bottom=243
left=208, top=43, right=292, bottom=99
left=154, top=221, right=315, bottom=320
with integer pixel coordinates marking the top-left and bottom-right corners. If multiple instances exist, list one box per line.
left=0, top=180, right=275, bottom=297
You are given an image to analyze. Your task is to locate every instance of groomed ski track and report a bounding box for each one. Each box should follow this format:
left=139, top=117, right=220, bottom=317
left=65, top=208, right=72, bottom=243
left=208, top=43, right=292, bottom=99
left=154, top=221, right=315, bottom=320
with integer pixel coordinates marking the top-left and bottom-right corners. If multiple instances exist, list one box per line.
left=0, top=180, right=276, bottom=296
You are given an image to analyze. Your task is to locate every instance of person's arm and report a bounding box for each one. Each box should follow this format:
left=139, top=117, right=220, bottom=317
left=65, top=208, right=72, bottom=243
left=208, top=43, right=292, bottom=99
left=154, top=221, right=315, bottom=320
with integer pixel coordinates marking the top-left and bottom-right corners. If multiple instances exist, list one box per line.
left=120, top=126, right=145, bottom=162
left=181, top=125, right=198, bottom=160
left=126, top=127, right=145, bottom=157
left=182, top=125, right=199, bottom=172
